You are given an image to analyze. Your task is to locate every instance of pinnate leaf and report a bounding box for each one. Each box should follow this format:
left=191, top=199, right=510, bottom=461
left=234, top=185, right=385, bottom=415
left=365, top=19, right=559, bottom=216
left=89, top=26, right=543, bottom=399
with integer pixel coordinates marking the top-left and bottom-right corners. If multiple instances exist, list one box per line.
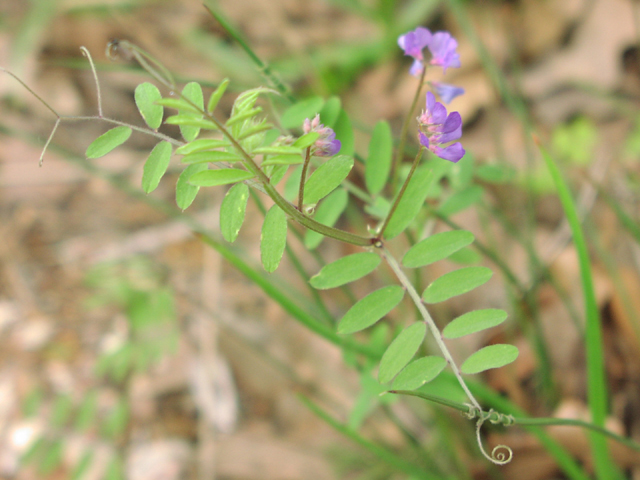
left=86, top=126, right=131, bottom=158
left=378, top=322, right=426, bottom=384
left=333, top=109, right=354, bottom=157
left=309, top=252, right=380, bottom=290
left=176, top=164, right=207, bottom=210
left=176, top=139, right=230, bottom=155
left=443, top=309, right=508, bottom=339
left=403, top=230, right=474, bottom=268
left=188, top=168, right=255, bottom=187
left=303, top=155, right=354, bottom=204
left=391, top=356, right=447, bottom=390
left=142, top=141, right=172, bottom=193
left=338, top=285, right=404, bottom=334
left=422, top=266, right=492, bottom=304
left=261, top=205, right=287, bottom=273
left=461, top=344, right=519, bottom=374
left=134, top=82, right=163, bottom=129
left=365, top=120, right=392, bottom=196
left=220, top=183, right=249, bottom=243
left=180, top=151, right=243, bottom=164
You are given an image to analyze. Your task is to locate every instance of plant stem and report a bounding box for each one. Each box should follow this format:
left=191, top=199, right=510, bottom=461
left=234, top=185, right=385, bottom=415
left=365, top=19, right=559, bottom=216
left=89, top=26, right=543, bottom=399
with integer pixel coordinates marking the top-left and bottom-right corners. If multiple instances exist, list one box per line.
left=297, top=147, right=312, bottom=211
left=377, top=147, right=424, bottom=239
left=390, top=67, right=426, bottom=186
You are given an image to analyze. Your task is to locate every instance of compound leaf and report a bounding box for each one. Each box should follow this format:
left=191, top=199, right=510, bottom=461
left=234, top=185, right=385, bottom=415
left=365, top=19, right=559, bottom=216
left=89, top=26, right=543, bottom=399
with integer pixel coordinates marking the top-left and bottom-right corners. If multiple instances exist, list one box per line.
left=378, top=322, right=426, bottom=384
left=338, top=285, right=405, bottom=334
left=280, top=96, right=324, bottom=129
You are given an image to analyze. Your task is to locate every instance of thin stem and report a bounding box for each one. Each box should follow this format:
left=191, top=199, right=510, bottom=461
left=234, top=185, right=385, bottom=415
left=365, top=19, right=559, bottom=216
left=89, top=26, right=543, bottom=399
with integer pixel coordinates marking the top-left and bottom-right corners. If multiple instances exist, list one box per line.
left=39, top=118, right=60, bottom=167
left=0, top=67, right=60, bottom=117
left=297, top=147, right=312, bottom=211
left=80, top=47, right=103, bottom=117
left=390, top=67, right=425, bottom=186
left=377, top=147, right=424, bottom=239
left=378, top=245, right=482, bottom=412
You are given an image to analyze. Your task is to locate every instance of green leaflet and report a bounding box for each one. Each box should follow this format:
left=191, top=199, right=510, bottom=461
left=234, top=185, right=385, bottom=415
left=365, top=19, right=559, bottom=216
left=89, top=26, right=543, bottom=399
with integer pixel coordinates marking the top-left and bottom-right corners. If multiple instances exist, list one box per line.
left=303, top=155, right=354, bottom=205
left=165, top=115, right=217, bottom=130
left=180, top=151, right=243, bottom=164
left=437, top=185, right=484, bottom=216
left=333, top=109, right=354, bottom=157
left=365, top=120, right=393, bottom=196
left=280, top=96, right=325, bottom=129
left=134, top=82, right=163, bottom=129
left=461, top=344, right=519, bottom=374
left=337, top=285, right=405, bottom=334
left=179, top=82, right=204, bottom=142
left=260, top=205, right=288, bottom=273
left=292, top=132, right=320, bottom=149
left=220, top=183, right=249, bottom=243
left=383, top=164, right=436, bottom=239
left=304, top=189, right=348, bottom=250
left=207, top=78, right=229, bottom=113
left=188, top=168, right=255, bottom=187
left=443, top=309, right=508, bottom=339
left=176, top=163, right=207, bottom=210
left=309, top=252, right=380, bottom=290
left=85, top=126, right=132, bottom=159
left=402, top=230, right=475, bottom=268
left=155, top=97, right=202, bottom=114
left=318, top=96, right=341, bottom=128
left=141, top=141, right=172, bottom=194
left=391, top=356, right=447, bottom=390
left=378, top=322, right=426, bottom=384
left=421, top=266, right=493, bottom=304
left=175, top=139, right=230, bottom=155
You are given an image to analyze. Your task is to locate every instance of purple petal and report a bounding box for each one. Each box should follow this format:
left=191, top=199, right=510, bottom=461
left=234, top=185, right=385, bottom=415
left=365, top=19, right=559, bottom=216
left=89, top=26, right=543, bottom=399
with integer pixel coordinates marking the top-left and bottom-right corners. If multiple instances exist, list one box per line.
left=398, top=27, right=431, bottom=60
left=428, top=32, right=461, bottom=74
left=433, top=82, right=465, bottom=104
left=434, top=142, right=465, bottom=163
left=435, top=125, right=462, bottom=144
left=442, top=111, right=462, bottom=133
left=328, top=139, right=341, bottom=156
left=430, top=102, right=448, bottom=125
left=419, top=132, right=430, bottom=148
left=426, top=91, right=436, bottom=113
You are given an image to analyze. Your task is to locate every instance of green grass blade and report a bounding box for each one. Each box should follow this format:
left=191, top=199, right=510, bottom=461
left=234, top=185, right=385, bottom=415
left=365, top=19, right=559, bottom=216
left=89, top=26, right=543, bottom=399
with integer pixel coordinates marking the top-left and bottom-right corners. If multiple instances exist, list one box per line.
left=538, top=141, right=614, bottom=479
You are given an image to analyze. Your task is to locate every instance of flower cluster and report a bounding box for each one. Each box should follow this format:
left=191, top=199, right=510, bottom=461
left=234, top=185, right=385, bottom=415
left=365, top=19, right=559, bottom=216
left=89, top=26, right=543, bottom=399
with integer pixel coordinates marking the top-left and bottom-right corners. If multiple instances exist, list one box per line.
left=398, top=27, right=461, bottom=77
left=303, top=114, right=341, bottom=157
left=418, top=92, right=465, bottom=163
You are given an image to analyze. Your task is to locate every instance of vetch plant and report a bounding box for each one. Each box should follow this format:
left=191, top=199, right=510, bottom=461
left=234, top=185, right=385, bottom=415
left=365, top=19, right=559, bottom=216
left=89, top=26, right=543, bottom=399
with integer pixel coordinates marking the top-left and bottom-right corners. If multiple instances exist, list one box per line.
left=4, top=12, right=640, bottom=476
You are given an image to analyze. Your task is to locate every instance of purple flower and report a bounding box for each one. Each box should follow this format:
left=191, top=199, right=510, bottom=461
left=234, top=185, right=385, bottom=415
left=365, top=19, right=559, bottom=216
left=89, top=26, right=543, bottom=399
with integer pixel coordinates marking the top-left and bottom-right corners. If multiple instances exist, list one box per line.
left=418, top=92, right=465, bottom=163
left=303, top=114, right=341, bottom=157
left=398, top=27, right=432, bottom=76
left=433, top=82, right=465, bottom=104
left=428, top=32, right=461, bottom=74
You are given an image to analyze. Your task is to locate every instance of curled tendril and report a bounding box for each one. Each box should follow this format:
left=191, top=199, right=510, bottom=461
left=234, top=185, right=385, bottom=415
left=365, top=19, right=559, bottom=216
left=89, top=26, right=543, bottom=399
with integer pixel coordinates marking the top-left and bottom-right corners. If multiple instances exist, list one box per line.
left=464, top=404, right=514, bottom=465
